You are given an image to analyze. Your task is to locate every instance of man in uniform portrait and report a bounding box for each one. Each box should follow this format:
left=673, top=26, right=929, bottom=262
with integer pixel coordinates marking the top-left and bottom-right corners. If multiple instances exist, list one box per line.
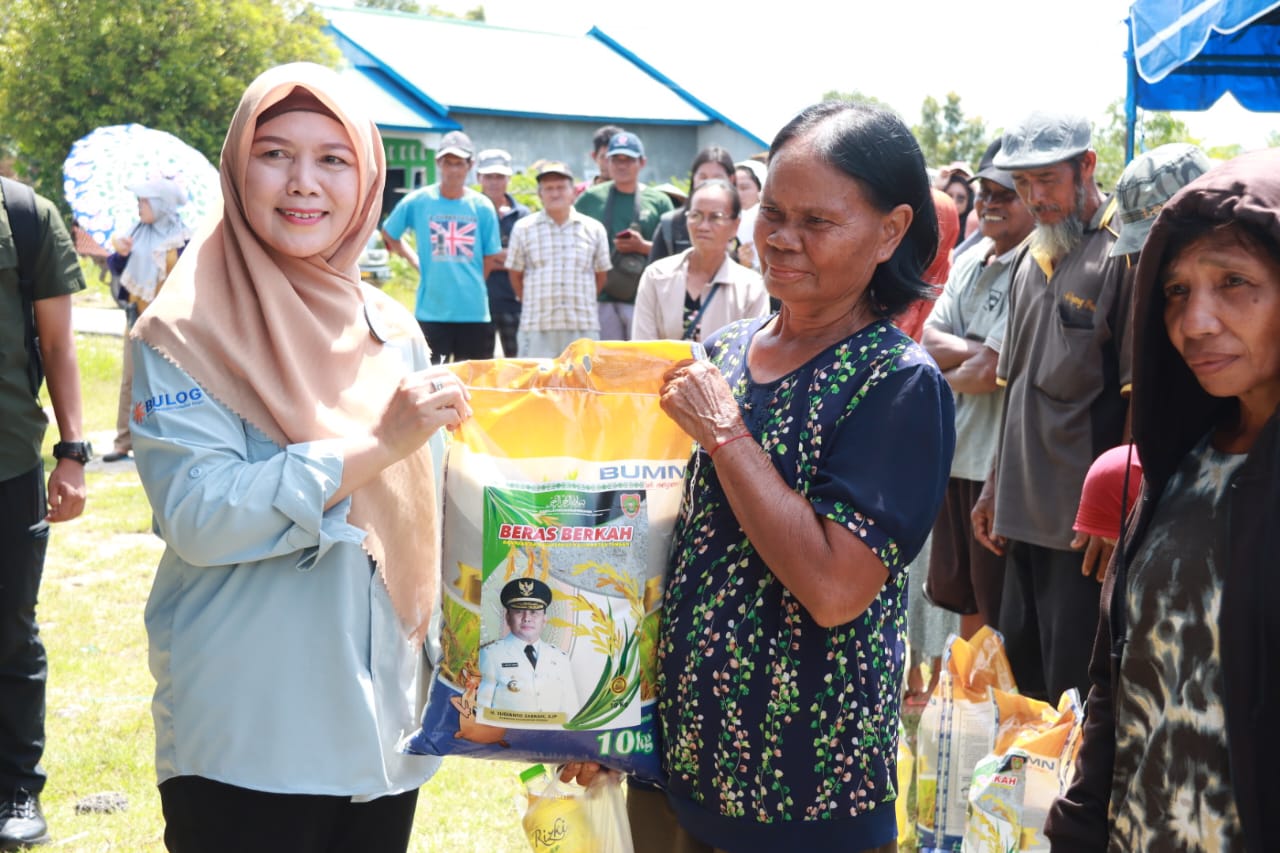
left=477, top=578, right=580, bottom=717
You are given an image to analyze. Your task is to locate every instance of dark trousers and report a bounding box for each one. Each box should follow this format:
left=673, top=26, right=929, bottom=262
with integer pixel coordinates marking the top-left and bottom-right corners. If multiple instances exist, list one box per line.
left=418, top=320, right=495, bottom=364
left=0, top=464, right=49, bottom=792
left=997, top=540, right=1102, bottom=703
left=159, top=776, right=418, bottom=853
left=491, top=309, right=520, bottom=357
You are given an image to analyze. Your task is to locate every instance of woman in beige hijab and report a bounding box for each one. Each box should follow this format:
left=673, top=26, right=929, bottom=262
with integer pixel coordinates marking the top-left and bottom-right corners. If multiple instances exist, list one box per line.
left=130, top=63, right=469, bottom=852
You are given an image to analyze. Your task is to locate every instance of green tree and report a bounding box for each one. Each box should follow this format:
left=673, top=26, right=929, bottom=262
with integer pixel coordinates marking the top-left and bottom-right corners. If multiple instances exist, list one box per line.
left=0, top=0, right=338, bottom=206
left=912, top=92, right=986, bottom=170
left=821, top=88, right=888, bottom=108
left=1206, top=143, right=1245, bottom=161
left=358, top=0, right=423, bottom=11
left=1093, top=99, right=1197, bottom=191
left=358, top=1, right=485, bottom=20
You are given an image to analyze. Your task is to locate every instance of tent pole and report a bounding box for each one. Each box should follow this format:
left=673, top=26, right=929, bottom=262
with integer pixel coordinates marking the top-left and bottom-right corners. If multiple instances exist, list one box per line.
left=1125, top=13, right=1138, bottom=164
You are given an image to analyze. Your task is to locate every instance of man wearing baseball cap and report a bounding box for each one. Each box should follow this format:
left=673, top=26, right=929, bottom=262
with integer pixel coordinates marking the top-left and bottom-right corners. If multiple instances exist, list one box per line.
left=505, top=161, right=611, bottom=358
left=573, top=132, right=674, bottom=340
left=476, top=149, right=530, bottom=357
left=922, top=138, right=1035, bottom=641
left=970, top=111, right=1134, bottom=704
left=476, top=577, right=580, bottom=716
left=382, top=130, right=502, bottom=362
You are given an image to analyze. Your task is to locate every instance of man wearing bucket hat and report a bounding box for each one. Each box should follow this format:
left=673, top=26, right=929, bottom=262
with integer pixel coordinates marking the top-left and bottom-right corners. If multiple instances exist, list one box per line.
left=476, top=149, right=530, bottom=358
left=923, top=138, right=1035, bottom=640
left=506, top=161, right=611, bottom=359
left=477, top=577, right=581, bottom=716
left=970, top=111, right=1134, bottom=704
left=1109, top=142, right=1212, bottom=259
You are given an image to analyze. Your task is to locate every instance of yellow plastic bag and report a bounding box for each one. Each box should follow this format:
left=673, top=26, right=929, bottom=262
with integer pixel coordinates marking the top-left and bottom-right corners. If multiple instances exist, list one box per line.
left=403, top=340, right=698, bottom=782
left=897, top=718, right=916, bottom=850
left=519, top=764, right=635, bottom=853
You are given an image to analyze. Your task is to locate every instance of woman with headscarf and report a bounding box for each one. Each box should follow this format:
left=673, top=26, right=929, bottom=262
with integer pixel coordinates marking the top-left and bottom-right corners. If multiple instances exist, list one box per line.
left=734, top=159, right=767, bottom=271
left=130, top=63, right=470, bottom=852
left=103, top=178, right=191, bottom=462
left=1046, top=148, right=1280, bottom=852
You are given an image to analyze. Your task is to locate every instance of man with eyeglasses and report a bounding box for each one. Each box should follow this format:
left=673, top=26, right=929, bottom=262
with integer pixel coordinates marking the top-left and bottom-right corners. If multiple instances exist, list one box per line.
left=921, top=139, right=1034, bottom=642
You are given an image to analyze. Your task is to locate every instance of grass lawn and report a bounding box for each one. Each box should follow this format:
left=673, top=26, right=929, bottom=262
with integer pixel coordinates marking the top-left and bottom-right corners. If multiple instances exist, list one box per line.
left=34, top=265, right=527, bottom=851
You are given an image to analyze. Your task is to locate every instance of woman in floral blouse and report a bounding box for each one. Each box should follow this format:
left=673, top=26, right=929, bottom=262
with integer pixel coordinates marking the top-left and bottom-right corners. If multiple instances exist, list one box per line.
left=649, top=101, right=956, bottom=852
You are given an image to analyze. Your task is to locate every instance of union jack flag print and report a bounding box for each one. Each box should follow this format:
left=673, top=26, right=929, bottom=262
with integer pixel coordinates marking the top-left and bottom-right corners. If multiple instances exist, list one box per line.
left=430, top=218, right=477, bottom=259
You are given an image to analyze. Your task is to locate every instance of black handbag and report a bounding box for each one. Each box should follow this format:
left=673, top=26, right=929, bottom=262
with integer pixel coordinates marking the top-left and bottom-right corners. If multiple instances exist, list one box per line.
left=602, top=186, right=647, bottom=302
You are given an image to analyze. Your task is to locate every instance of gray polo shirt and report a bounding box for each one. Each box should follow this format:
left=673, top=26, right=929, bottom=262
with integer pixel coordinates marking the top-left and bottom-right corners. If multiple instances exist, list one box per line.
left=925, top=238, right=1019, bottom=482
left=993, top=199, right=1133, bottom=550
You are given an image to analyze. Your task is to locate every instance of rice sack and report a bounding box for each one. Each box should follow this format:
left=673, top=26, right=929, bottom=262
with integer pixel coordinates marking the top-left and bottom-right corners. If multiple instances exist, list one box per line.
left=402, top=340, right=698, bottom=783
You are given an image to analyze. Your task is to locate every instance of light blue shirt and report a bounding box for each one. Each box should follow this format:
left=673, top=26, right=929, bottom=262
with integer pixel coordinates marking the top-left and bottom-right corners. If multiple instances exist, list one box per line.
left=382, top=185, right=501, bottom=323
left=131, top=333, right=443, bottom=798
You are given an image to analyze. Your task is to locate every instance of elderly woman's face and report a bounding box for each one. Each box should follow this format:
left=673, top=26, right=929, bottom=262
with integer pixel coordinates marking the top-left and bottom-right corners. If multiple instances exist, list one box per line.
left=245, top=110, right=360, bottom=259
left=1163, top=229, right=1280, bottom=408
left=754, top=137, right=908, bottom=310
left=686, top=184, right=738, bottom=255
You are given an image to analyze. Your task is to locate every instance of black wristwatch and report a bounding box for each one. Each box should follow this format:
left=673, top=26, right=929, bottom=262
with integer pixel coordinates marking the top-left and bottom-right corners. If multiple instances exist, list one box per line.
left=53, top=441, right=93, bottom=465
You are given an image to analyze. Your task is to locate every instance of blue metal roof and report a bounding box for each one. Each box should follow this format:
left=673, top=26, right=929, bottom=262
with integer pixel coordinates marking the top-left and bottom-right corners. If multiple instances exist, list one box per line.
left=319, top=5, right=762, bottom=144
left=339, top=65, right=457, bottom=132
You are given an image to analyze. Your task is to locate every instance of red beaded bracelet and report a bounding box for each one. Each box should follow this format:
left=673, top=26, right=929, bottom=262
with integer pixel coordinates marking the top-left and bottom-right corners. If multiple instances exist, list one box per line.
left=709, top=432, right=753, bottom=458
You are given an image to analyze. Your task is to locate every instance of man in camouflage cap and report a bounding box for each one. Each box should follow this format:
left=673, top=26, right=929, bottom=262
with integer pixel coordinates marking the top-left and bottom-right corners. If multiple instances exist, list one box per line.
left=972, top=110, right=1135, bottom=704
left=1109, top=143, right=1212, bottom=258
left=476, top=578, right=580, bottom=716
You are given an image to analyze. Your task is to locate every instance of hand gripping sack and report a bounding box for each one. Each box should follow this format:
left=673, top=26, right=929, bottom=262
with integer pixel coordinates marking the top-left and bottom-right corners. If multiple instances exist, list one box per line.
left=402, top=339, right=698, bottom=783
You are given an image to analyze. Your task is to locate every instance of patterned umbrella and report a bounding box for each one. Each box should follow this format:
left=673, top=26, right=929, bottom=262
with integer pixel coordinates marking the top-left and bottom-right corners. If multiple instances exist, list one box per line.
left=62, top=124, right=221, bottom=251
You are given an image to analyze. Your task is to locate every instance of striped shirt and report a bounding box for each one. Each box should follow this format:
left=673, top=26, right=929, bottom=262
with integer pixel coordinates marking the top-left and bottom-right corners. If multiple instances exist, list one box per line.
left=506, top=209, right=611, bottom=332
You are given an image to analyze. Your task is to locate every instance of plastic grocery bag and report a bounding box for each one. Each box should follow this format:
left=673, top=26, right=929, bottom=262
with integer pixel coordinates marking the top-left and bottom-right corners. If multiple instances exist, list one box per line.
left=960, top=691, right=1083, bottom=852
left=402, top=340, right=698, bottom=783
left=915, top=626, right=1018, bottom=852
left=518, top=764, right=634, bottom=853
left=897, top=718, right=917, bottom=850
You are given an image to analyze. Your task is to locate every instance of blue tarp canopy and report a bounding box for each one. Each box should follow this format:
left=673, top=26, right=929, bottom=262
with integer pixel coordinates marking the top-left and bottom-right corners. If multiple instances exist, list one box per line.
left=1125, top=0, right=1280, bottom=158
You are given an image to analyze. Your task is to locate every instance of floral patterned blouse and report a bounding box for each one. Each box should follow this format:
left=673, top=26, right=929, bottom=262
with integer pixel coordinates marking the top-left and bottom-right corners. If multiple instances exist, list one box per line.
left=658, top=315, right=955, bottom=851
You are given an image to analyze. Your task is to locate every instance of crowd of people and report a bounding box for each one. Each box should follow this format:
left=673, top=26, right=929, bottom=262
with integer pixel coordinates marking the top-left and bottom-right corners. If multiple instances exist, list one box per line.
left=2, top=60, right=1277, bottom=853
left=377, top=122, right=772, bottom=359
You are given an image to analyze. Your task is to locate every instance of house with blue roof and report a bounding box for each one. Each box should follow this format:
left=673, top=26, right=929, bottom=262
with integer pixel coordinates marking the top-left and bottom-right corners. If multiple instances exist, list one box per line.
left=320, top=6, right=768, bottom=211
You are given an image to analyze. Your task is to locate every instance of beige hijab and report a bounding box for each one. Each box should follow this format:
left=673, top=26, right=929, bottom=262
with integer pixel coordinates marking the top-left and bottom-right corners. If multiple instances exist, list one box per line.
left=134, top=63, right=438, bottom=646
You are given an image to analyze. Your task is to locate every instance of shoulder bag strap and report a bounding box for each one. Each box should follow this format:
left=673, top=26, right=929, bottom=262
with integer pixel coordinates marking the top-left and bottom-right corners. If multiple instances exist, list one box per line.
left=1, top=176, right=44, bottom=396
left=682, top=281, right=723, bottom=340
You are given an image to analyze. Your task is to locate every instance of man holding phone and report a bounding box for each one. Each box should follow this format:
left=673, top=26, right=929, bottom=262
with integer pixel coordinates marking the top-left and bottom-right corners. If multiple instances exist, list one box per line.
left=573, top=132, right=673, bottom=340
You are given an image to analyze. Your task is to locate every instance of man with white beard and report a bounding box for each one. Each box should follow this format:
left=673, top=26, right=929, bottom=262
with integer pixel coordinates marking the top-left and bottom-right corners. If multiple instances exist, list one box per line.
left=969, top=111, right=1133, bottom=705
